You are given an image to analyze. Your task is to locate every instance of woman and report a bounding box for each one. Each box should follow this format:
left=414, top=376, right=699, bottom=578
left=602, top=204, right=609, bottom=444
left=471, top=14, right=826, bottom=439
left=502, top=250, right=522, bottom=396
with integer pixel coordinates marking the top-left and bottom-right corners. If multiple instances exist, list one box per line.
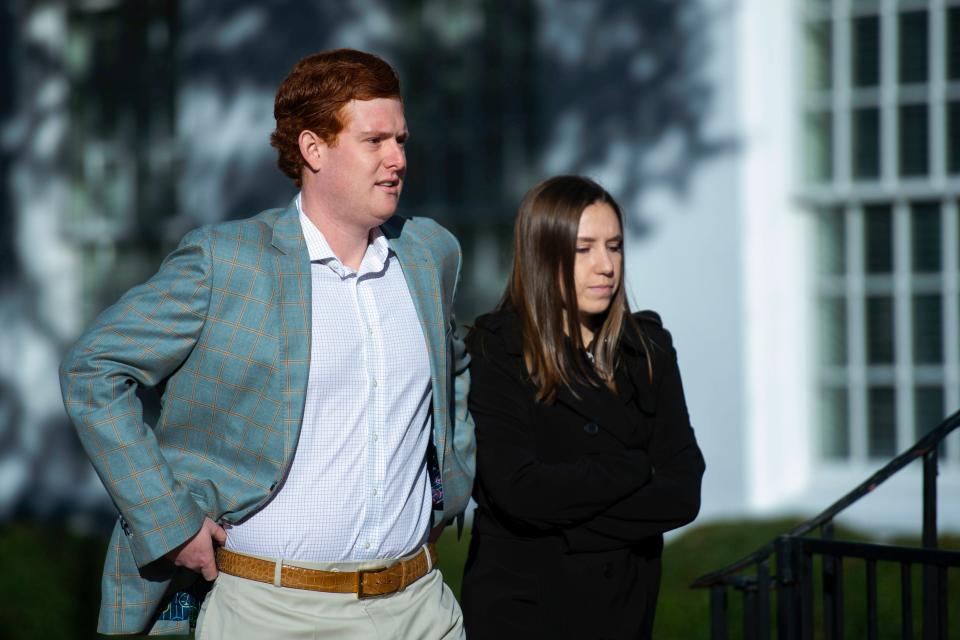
left=461, top=176, right=705, bottom=640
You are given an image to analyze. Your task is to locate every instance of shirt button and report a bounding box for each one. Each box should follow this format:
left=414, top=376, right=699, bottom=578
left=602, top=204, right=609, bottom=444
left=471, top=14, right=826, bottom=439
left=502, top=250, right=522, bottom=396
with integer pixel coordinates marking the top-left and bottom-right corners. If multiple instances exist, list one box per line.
left=372, top=488, right=379, bottom=497
left=371, top=378, right=378, bottom=388
left=364, top=542, right=371, bottom=550
left=372, top=433, right=379, bottom=442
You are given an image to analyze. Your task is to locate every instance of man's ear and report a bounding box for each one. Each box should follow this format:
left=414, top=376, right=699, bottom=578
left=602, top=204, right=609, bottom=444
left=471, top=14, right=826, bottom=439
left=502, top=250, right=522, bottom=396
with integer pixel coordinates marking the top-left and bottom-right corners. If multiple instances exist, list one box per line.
left=298, top=130, right=325, bottom=175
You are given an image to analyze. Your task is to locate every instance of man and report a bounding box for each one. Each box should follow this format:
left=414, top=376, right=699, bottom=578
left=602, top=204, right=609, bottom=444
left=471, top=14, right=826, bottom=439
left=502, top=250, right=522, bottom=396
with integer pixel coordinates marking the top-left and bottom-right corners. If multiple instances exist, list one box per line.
left=60, top=49, right=475, bottom=638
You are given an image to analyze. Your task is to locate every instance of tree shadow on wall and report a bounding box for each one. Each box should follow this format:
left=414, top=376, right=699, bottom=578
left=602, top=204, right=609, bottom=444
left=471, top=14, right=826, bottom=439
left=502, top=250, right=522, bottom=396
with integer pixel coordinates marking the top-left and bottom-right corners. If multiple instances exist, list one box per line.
left=395, top=0, right=734, bottom=233
left=177, top=0, right=734, bottom=236
left=0, top=0, right=735, bottom=529
left=534, top=0, right=736, bottom=235
left=175, top=0, right=395, bottom=226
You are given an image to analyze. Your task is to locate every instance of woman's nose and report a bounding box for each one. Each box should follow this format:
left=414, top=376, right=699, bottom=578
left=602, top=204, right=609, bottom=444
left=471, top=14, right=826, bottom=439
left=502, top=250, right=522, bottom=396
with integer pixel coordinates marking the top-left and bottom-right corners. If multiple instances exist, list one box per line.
left=596, top=251, right=614, bottom=274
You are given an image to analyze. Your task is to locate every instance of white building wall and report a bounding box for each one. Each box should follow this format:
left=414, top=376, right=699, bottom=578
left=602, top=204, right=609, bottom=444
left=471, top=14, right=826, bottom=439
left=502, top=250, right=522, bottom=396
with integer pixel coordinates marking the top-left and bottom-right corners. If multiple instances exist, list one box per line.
left=734, top=0, right=960, bottom=535
left=625, top=0, right=748, bottom=522
left=737, top=0, right=814, bottom=511
left=629, top=0, right=960, bottom=535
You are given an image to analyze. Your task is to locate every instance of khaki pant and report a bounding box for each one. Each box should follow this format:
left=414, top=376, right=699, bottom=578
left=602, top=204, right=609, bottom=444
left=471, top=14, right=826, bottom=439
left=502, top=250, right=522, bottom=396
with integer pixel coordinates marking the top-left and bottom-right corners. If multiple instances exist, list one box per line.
left=195, top=560, right=464, bottom=640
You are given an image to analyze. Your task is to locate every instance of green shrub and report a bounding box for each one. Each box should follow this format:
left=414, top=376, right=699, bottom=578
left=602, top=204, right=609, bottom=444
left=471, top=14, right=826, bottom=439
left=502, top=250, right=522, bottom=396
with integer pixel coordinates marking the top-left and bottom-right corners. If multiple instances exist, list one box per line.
left=0, top=519, right=955, bottom=639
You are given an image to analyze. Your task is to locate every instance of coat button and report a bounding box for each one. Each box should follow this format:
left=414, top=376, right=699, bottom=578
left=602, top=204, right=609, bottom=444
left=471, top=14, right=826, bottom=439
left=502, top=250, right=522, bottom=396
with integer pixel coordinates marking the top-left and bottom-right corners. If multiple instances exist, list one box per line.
left=583, top=422, right=599, bottom=435
left=603, top=562, right=613, bottom=579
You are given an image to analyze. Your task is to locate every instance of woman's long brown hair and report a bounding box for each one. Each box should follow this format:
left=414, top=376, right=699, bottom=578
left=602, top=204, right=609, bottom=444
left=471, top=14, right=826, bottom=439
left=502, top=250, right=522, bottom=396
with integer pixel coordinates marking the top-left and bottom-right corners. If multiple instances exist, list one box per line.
left=501, top=175, right=644, bottom=403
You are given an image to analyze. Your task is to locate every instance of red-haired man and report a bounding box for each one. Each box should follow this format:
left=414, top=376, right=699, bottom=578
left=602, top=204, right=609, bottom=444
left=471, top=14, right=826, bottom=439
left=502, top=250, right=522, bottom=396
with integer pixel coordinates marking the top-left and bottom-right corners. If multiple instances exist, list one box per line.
left=61, top=49, right=474, bottom=638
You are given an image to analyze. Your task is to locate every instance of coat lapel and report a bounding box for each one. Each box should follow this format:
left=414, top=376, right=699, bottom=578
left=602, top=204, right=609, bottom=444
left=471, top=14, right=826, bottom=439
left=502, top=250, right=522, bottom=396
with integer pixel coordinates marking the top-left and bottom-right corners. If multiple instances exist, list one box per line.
left=270, top=201, right=312, bottom=460
left=495, top=313, right=643, bottom=443
left=380, top=216, right=449, bottom=468
left=554, top=341, right=657, bottom=445
left=554, top=381, right=639, bottom=446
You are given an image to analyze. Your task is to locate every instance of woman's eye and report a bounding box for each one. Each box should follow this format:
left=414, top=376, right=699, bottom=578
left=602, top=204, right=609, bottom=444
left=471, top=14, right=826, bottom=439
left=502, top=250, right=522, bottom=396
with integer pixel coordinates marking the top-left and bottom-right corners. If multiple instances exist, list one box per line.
left=576, top=246, right=590, bottom=254
left=608, top=243, right=623, bottom=252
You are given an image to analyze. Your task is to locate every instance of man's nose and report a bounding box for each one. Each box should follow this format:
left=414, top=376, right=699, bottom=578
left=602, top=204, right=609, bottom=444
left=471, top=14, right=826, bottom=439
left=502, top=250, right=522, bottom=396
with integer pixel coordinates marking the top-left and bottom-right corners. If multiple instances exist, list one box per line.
left=385, top=140, right=405, bottom=171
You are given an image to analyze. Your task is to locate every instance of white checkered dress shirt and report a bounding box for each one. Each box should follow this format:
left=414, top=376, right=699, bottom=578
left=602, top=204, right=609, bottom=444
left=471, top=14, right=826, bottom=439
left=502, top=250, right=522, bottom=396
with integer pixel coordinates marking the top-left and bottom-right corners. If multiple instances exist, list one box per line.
left=225, top=195, right=433, bottom=562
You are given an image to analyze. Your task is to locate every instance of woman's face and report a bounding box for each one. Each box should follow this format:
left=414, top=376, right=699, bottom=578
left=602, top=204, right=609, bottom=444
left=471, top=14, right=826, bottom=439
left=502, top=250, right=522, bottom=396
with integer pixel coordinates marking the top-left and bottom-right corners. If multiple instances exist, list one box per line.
left=573, top=201, right=623, bottom=324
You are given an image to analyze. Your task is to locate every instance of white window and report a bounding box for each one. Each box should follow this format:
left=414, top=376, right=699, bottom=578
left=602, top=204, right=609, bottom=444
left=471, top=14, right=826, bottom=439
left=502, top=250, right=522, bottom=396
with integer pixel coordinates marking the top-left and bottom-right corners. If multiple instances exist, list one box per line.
left=803, top=0, right=960, bottom=465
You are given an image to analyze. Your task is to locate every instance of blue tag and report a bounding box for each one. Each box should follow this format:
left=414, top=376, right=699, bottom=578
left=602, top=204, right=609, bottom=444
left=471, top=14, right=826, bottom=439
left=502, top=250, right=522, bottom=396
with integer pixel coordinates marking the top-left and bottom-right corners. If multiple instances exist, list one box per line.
left=427, top=441, right=444, bottom=510
left=156, top=591, right=199, bottom=624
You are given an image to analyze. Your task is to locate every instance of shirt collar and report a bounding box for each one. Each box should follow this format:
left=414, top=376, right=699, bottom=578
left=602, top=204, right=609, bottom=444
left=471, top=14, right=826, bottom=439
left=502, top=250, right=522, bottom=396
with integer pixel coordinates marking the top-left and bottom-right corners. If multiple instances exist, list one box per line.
left=296, top=193, right=391, bottom=275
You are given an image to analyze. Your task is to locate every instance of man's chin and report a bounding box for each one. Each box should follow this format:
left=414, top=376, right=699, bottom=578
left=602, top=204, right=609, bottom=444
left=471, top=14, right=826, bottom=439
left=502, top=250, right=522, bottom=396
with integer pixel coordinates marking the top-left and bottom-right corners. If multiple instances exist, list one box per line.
left=376, top=202, right=400, bottom=220
left=367, top=210, right=398, bottom=228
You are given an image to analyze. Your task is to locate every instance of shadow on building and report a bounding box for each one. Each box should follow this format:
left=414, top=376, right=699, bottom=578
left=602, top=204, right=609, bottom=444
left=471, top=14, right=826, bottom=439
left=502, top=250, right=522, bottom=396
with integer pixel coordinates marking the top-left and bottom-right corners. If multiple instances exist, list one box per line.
left=0, top=0, right=729, bottom=529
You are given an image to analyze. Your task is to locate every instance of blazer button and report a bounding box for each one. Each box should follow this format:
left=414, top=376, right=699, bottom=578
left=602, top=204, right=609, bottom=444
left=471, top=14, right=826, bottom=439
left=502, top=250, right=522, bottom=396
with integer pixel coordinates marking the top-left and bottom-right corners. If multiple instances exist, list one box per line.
left=583, top=422, right=599, bottom=435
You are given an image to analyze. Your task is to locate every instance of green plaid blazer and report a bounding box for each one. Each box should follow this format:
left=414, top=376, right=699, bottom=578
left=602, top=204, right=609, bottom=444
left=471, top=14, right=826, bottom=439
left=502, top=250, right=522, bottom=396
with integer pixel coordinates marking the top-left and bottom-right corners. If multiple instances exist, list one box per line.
left=59, top=201, right=476, bottom=635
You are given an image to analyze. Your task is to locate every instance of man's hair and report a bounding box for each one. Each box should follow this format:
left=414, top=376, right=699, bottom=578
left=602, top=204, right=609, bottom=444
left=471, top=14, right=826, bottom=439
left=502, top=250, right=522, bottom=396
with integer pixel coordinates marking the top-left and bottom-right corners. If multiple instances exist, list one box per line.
left=271, top=49, right=402, bottom=186
left=501, top=175, right=646, bottom=404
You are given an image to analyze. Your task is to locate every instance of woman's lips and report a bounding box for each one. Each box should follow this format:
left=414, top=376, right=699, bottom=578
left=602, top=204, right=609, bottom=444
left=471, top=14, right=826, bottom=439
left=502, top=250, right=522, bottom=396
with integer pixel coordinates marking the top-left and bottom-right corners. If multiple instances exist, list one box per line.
left=588, top=285, right=614, bottom=296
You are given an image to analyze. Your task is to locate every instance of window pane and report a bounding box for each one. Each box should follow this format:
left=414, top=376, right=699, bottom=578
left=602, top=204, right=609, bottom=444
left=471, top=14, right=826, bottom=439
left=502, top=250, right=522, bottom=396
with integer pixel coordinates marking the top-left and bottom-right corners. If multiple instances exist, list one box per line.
left=914, top=386, right=946, bottom=457
left=949, top=8, right=960, bottom=80
left=820, top=387, right=850, bottom=458
left=899, top=11, right=928, bottom=84
left=853, top=16, right=880, bottom=87
left=806, top=111, right=834, bottom=182
left=911, top=201, right=940, bottom=272
left=949, top=102, right=960, bottom=174
left=67, top=4, right=177, bottom=324
left=806, top=20, right=833, bottom=91
left=913, top=294, right=943, bottom=364
left=819, top=297, right=848, bottom=366
left=900, top=104, right=929, bottom=177
left=867, top=295, right=895, bottom=364
left=868, top=387, right=897, bottom=457
left=865, top=204, right=893, bottom=273
left=915, top=386, right=945, bottom=439
left=817, top=208, right=846, bottom=274
left=853, top=107, right=880, bottom=179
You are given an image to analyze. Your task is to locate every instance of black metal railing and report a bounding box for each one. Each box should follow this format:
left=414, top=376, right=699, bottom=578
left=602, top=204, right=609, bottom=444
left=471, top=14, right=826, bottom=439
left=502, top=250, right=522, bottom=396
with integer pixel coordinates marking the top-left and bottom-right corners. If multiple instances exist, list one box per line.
left=691, top=409, right=960, bottom=639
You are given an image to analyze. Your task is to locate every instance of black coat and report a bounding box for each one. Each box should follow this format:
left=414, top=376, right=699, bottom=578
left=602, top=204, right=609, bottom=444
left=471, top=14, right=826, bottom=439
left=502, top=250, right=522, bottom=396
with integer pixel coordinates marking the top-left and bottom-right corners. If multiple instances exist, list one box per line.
left=461, top=308, right=705, bottom=640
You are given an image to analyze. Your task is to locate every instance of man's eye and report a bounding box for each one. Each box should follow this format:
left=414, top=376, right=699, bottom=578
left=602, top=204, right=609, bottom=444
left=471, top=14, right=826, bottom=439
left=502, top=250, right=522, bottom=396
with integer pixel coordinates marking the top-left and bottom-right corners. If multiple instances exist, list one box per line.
left=367, top=137, right=381, bottom=144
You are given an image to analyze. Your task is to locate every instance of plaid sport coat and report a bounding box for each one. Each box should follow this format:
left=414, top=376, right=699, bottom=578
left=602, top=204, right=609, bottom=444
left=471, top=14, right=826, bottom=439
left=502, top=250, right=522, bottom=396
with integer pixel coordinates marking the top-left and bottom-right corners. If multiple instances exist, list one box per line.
left=59, top=200, right=476, bottom=635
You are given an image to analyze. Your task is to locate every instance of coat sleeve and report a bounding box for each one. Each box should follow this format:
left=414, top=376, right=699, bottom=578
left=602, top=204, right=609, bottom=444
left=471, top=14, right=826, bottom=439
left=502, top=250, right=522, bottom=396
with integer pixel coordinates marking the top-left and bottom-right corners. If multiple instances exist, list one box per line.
left=59, top=228, right=212, bottom=567
left=562, top=327, right=705, bottom=552
left=437, top=232, right=476, bottom=526
left=469, top=329, right=652, bottom=530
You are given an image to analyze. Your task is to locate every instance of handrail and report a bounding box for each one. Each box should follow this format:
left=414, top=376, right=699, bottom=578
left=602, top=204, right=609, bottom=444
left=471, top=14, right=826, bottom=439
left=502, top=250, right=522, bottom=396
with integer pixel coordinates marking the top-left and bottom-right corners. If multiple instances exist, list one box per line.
left=691, top=408, right=960, bottom=589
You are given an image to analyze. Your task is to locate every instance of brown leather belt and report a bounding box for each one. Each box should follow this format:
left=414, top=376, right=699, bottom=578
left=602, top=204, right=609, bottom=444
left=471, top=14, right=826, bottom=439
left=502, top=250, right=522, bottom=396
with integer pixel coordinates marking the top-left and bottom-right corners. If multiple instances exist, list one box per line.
left=215, top=545, right=438, bottom=599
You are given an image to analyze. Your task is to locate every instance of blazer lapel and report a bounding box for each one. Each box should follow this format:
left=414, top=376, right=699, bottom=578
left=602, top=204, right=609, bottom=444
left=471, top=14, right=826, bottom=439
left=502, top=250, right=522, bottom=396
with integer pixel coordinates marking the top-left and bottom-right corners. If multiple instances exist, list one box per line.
left=380, top=216, right=449, bottom=466
left=270, top=201, right=312, bottom=460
